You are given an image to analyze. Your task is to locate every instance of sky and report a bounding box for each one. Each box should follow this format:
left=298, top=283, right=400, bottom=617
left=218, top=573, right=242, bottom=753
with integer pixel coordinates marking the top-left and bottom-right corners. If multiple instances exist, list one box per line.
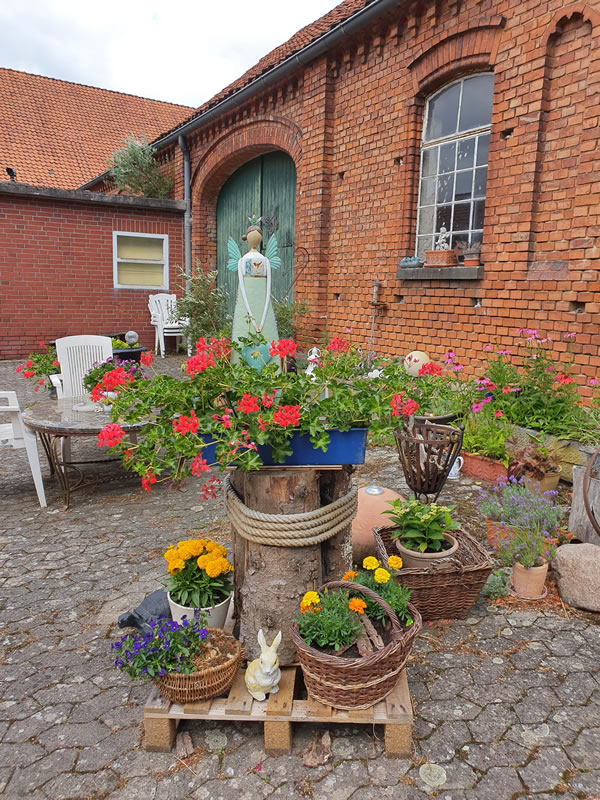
left=0, top=0, right=343, bottom=108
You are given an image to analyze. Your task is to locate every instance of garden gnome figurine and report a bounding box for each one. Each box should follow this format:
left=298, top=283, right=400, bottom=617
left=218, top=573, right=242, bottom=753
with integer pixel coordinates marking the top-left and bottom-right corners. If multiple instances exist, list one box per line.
left=244, top=629, right=282, bottom=701
left=227, top=215, right=281, bottom=371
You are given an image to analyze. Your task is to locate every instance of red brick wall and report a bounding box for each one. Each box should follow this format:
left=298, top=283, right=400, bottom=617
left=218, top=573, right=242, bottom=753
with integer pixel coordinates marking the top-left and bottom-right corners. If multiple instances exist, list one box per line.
left=0, top=194, right=184, bottom=359
left=177, top=0, right=600, bottom=395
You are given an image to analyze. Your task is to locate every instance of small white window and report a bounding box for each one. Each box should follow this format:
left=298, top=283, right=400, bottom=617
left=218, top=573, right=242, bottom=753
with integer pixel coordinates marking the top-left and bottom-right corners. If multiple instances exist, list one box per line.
left=416, top=74, right=494, bottom=258
left=113, top=232, right=168, bottom=289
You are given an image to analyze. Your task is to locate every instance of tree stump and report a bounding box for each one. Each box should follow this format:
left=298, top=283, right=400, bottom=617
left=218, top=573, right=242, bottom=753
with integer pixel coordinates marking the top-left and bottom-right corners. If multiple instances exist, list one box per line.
left=230, top=468, right=354, bottom=665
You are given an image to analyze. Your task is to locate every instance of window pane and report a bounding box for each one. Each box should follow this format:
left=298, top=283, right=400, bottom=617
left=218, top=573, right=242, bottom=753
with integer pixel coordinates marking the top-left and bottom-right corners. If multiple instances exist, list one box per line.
left=452, top=232, right=470, bottom=251
left=476, top=133, right=490, bottom=166
left=422, top=147, right=437, bottom=177
left=457, top=138, right=475, bottom=169
left=117, top=262, right=164, bottom=286
left=436, top=205, right=452, bottom=231
left=473, top=200, right=485, bottom=229
left=439, top=142, right=456, bottom=173
left=417, top=236, right=433, bottom=259
left=474, top=167, right=488, bottom=198
left=117, top=235, right=163, bottom=261
left=455, top=170, right=473, bottom=201
left=437, top=174, right=454, bottom=204
left=418, top=206, right=435, bottom=235
left=452, top=203, right=471, bottom=231
left=420, top=177, right=436, bottom=206
left=470, top=231, right=483, bottom=248
left=426, top=83, right=460, bottom=141
left=458, top=74, right=494, bottom=132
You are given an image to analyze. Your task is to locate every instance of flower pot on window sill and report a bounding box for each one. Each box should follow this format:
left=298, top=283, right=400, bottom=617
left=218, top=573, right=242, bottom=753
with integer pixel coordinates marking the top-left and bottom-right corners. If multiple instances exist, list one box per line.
left=463, top=257, right=481, bottom=267
left=424, top=249, right=459, bottom=267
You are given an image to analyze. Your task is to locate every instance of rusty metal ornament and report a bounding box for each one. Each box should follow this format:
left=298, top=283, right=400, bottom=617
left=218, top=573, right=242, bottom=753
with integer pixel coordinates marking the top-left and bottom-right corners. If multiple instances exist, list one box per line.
left=394, top=420, right=464, bottom=503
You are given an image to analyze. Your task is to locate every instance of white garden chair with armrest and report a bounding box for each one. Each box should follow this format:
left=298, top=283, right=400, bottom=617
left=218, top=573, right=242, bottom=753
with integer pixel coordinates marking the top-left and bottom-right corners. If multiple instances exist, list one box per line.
left=0, top=391, right=47, bottom=508
left=148, top=293, right=189, bottom=358
left=50, top=335, right=113, bottom=399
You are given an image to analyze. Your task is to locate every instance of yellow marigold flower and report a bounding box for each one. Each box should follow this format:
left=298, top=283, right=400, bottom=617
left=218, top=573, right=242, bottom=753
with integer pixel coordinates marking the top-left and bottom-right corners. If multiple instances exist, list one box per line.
left=187, top=540, right=204, bottom=557
left=387, top=555, right=403, bottom=570
left=168, top=558, right=186, bottom=574
left=374, top=568, right=391, bottom=584
left=300, top=591, right=320, bottom=609
left=178, top=544, right=194, bottom=561
left=196, top=554, right=212, bottom=570
left=348, top=598, right=367, bottom=614
left=362, top=556, right=380, bottom=571
left=205, top=559, right=225, bottom=578
left=164, top=546, right=179, bottom=563
left=342, top=570, right=357, bottom=581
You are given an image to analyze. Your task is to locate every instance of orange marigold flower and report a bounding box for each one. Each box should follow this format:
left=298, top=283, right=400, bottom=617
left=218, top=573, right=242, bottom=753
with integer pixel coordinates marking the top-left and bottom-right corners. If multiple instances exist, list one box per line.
left=342, top=570, right=357, bottom=581
left=348, top=598, right=367, bottom=614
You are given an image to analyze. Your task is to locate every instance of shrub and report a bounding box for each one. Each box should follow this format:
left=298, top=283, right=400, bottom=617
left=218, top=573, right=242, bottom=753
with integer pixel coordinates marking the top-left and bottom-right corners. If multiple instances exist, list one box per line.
left=174, top=265, right=230, bottom=345
left=108, top=135, right=173, bottom=198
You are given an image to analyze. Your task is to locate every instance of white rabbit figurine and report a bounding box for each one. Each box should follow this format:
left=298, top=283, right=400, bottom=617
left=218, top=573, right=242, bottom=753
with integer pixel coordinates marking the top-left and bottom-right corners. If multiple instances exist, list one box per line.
left=244, top=629, right=282, bottom=701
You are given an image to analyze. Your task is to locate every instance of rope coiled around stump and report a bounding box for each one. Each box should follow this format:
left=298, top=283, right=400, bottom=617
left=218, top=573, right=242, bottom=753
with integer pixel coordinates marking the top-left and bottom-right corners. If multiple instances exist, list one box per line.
left=224, top=474, right=358, bottom=547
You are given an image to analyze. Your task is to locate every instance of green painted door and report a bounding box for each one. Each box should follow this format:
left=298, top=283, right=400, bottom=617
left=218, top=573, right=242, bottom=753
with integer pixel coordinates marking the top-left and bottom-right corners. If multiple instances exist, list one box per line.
left=216, top=151, right=296, bottom=315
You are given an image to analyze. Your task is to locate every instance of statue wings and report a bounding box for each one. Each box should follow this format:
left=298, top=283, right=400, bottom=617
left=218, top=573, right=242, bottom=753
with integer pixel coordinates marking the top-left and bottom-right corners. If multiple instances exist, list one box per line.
left=226, top=237, right=242, bottom=271
left=265, top=235, right=281, bottom=270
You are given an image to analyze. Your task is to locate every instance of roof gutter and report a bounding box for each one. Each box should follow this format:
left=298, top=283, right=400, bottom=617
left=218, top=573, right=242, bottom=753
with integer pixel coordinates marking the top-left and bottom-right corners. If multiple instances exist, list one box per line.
left=79, top=0, right=399, bottom=190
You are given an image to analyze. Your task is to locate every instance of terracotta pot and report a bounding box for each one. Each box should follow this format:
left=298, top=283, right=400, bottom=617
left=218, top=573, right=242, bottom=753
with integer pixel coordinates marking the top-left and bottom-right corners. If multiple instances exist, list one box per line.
left=395, top=532, right=459, bottom=569
left=461, top=452, right=507, bottom=483
left=485, top=518, right=519, bottom=550
left=351, top=484, right=404, bottom=563
left=523, top=467, right=561, bottom=494
left=463, top=257, right=480, bottom=267
left=512, top=561, right=548, bottom=599
left=167, top=592, right=231, bottom=628
left=424, top=249, right=459, bottom=267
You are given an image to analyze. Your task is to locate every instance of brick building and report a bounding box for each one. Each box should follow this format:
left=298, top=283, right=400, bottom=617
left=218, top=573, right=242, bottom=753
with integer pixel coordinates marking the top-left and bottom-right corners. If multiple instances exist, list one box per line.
left=89, top=0, right=597, bottom=389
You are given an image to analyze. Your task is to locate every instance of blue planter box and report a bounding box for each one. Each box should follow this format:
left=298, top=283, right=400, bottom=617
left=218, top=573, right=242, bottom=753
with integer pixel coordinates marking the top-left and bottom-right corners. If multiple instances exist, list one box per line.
left=198, top=428, right=368, bottom=467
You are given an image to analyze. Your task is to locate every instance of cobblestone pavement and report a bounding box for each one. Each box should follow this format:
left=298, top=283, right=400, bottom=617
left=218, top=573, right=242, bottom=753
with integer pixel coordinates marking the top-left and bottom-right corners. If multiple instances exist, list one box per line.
left=1, top=357, right=599, bottom=799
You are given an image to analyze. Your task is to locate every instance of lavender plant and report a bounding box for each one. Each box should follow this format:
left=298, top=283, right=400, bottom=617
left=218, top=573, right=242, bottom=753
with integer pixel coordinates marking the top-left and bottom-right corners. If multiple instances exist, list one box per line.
left=494, top=526, right=557, bottom=569
left=479, top=477, right=565, bottom=536
left=111, top=610, right=208, bottom=680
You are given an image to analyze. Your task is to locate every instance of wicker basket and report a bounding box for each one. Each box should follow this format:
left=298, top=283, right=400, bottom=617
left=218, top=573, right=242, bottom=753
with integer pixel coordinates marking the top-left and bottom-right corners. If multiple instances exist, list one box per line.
left=154, top=628, right=243, bottom=704
left=290, top=581, right=422, bottom=710
left=374, top=527, right=493, bottom=621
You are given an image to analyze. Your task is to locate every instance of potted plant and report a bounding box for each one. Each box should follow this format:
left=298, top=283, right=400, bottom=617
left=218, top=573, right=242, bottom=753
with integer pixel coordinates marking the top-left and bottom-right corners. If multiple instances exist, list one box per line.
left=506, top=437, right=562, bottom=493
left=83, top=356, right=148, bottom=404
left=479, top=476, right=565, bottom=550
left=289, top=579, right=421, bottom=709
left=97, top=335, right=418, bottom=494
left=111, top=610, right=243, bottom=703
left=494, top=526, right=557, bottom=599
left=424, top=227, right=459, bottom=267
left=342, top=556, right=415, bottom=627
left=111, top=337, right=149, bottom=363
left=164, top=538, right=233, bottom=627
left=463, top=242, right=481, bottom=267
left=15, top=342, right=60, bottom=393
left=460, top=398, right=514, bottom=482
left=382, top=498, right=461, bottom=569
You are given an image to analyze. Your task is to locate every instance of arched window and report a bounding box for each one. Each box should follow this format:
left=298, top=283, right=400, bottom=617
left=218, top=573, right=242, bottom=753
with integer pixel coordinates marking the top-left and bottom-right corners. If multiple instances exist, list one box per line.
left=416, top=74, right=494, bottom=258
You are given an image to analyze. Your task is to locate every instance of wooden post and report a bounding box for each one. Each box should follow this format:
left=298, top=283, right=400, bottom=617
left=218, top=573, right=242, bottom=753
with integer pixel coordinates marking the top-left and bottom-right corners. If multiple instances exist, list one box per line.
left=320, top=465, right=354, bottom=582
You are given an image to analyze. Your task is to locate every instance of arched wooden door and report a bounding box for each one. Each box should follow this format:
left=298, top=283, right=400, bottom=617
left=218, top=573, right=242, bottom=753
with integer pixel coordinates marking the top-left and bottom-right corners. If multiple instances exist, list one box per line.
left=216, top=151, right=296, bottom=315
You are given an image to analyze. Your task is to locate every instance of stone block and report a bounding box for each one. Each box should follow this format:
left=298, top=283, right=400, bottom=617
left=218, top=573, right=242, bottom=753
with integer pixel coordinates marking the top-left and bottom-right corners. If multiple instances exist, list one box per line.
left=553, top=543, right=600, bottom=612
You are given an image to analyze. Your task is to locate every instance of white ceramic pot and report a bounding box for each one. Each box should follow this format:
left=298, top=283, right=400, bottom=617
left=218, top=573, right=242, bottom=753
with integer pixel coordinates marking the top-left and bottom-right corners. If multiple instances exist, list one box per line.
left=167, top=592, right=231, bottom=628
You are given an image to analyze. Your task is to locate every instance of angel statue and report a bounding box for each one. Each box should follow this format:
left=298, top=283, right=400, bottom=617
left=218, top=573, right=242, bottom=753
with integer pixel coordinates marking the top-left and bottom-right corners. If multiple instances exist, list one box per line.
left=227, top=215, right=281, bottom=371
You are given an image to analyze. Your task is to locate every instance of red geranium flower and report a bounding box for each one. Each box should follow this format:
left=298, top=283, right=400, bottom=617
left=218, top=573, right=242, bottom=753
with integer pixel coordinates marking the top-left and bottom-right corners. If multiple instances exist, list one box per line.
left=140, top=351, right=154, bottom=367
left=237, top=393, right=260, bottom=414
left=141, top=470, right=157, bottom=491
left=191, top=454, right=210, bottom=475
left=172, top=411, right=200, bottom=435
left=418, top=362, right=443, bottom=377
left=186, top=351, right=215, bottom=376
left=97, top=423, right=125, bottom=448
left=269, top=339, right=297, bottom=358
left=272, top=405, right=301, bottom=427
left=325, top=338, right=350, bottom=353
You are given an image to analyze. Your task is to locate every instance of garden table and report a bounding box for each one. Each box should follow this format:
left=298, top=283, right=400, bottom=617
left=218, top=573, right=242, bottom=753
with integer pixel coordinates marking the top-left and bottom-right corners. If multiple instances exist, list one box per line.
left=22, top=394, right=141, bottom=510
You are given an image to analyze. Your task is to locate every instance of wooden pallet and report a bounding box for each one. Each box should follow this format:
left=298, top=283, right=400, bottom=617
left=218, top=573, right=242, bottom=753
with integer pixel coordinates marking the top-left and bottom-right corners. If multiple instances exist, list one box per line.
left=144, top=665, right=413, bottom=757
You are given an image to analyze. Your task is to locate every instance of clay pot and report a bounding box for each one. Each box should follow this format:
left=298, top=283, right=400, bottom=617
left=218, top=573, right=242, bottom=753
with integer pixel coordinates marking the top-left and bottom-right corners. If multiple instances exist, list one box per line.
left=485, top=518, right=519, bottom=550
left=395, top=532, right=459, bottom=570
left=424, top=249, right=459, bottom=267
left=352, top=484, right=404, bottom=563
left=463, top=257, right=481, bottom=267
left=512, top=561, right=548, bottom=599
left=523, top=467, right=562, bottom=494
left=461, top=452, right=507, bottom=483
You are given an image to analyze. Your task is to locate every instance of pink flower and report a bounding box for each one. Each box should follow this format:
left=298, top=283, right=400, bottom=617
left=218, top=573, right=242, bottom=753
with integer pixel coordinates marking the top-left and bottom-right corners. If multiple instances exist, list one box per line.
left=589, top=378, right=599, bottom=386
left=498, top=349, right=511, bottom=355
left=483, top=344, right=492, bottom=352
left=472, top=402, right=483, bottom=413
left=452, top=364, right=464, bottom=371
left=563, top=332, right=577, bottom=340
left=493, top=410, right=503, bottom=418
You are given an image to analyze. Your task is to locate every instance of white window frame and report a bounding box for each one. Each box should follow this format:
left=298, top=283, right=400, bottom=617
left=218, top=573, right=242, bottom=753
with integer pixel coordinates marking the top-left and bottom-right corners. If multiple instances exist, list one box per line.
left=416, top=74, right=493, bottom=256
left=112, top=231, right=169, bottom=290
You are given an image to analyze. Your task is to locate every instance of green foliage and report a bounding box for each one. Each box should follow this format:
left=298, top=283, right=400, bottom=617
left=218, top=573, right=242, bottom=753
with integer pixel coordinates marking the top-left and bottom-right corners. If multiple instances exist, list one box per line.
left=166, top=560, right=232, bottom=609
left=272, top=297, right=311, bottom=339
left=107, top=135, right=173, bottom=198
left=175, top=265, right=231, bottom=345
left=111, top=611, right=208, bottom=680
left=83, top=357, right=143, bottom=392
left=384, top=499, right=460, bottom=553
left=495, top=526, right=557, bottom=568
left=111, top=338, right=138, bottom=349
left=461, top=406, right=514, bottom=464
left=16, top=343, right=60, bottom=390
left=350, top=570, right=414, bottom=627
left=483, top=569, right=509, bottom=599
left=295, top=589, right=363, bottom=651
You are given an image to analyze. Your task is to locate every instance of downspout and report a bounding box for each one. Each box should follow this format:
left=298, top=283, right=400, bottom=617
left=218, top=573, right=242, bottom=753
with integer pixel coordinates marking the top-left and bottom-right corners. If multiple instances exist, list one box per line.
left=178, top=134, right=192, bottom=290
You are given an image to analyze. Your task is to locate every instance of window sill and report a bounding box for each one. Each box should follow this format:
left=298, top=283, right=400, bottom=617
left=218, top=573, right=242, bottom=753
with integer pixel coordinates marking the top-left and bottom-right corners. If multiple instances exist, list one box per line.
left=396, top=265, right=484, bottom=281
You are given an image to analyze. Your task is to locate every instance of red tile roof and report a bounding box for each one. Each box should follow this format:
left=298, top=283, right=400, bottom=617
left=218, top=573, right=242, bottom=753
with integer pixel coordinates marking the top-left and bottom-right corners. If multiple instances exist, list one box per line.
left=0, top=68, right=193, bottom=190
left=157, top=0, right=374, bottom=141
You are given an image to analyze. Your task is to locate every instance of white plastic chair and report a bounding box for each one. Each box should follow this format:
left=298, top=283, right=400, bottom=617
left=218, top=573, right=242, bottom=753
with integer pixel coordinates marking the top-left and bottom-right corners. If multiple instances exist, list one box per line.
left=148, top=293, right=188, bottom=358
left=0, top=391, right=47, bottom=508
left=50, top=335, right=113, bottom=399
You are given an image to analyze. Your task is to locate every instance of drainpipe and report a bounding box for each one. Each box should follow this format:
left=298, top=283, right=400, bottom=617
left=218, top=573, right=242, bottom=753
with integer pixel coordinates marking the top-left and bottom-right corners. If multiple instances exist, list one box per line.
left=178, top=134, right=192, bottom=290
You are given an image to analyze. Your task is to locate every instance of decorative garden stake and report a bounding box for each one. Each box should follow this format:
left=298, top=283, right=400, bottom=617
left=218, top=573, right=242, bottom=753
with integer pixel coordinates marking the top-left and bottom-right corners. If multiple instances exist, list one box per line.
left=227, top=215, right=281, bottom=371
left=244, top=629, right=282, bottom=701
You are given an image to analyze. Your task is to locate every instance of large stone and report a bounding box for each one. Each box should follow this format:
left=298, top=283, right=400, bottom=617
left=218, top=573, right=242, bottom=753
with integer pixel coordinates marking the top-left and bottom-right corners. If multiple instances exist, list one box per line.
left=553, top=543, right=600, bottom=612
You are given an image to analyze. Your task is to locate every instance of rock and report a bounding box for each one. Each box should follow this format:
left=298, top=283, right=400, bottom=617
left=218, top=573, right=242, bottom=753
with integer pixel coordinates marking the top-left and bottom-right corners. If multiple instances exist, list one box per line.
left=553, top=543, right=600, bottom=612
